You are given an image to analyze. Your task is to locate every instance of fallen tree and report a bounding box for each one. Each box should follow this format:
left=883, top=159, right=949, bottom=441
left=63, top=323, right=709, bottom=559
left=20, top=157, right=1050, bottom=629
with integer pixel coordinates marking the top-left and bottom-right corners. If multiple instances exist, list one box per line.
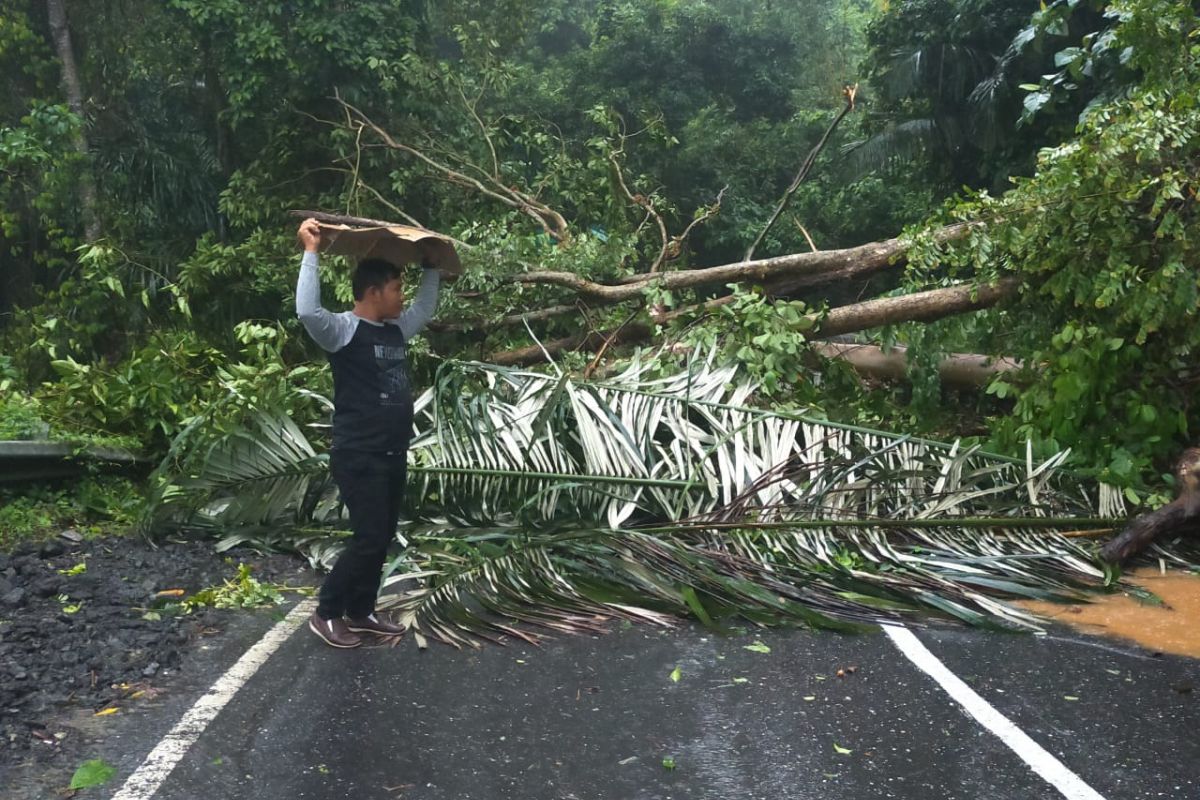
left=509, top=224, right=970, bottom=303
left=325, top=100, right=1016, bottom=384
left=487, top=277, right=1020, bottom=370
left=809, top=342, right=1022, bottom=389
left=298, top=210, right=1015, bottom=382
left=1100, top=448, right=1200, bottom=564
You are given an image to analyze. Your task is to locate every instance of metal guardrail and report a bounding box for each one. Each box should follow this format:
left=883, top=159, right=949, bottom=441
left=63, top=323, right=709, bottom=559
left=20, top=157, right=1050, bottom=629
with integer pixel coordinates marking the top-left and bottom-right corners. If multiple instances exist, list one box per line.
left=0, top=440, right=145, bottom=482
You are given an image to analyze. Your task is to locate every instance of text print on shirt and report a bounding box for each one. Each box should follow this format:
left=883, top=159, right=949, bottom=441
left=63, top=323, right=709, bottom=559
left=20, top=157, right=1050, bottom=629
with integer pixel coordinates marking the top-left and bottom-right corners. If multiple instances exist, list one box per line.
left=374, top=341, right=412, bottom=406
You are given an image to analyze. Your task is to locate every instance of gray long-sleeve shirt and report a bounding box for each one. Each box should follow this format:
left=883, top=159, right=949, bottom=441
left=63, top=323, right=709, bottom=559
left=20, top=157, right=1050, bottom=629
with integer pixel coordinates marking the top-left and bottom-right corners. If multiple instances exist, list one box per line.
left=295, top=251, right=441, bottom=352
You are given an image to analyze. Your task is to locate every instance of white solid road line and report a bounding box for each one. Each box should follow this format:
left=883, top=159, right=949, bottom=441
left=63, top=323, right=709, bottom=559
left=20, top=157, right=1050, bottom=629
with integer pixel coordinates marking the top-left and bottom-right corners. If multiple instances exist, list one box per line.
left=883, top=624, right=1107, bottom=800
left=108, top=598, right=316, bottom=800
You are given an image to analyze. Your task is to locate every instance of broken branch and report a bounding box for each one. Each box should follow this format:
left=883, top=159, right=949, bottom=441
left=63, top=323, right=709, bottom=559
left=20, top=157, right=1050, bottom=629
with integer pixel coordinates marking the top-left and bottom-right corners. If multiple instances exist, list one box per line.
left=744, top=84, right=857, bottom=261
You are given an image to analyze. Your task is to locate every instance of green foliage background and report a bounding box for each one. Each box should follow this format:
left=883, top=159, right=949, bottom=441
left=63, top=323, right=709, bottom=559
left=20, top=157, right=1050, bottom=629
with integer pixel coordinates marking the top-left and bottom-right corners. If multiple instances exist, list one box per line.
left=1, top=0, right=1198, bottom=502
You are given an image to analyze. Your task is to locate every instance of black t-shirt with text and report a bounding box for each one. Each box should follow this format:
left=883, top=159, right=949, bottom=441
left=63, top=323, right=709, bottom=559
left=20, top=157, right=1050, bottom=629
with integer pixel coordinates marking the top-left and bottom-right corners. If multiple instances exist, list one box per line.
left=328, top=319, right=414, bottom=453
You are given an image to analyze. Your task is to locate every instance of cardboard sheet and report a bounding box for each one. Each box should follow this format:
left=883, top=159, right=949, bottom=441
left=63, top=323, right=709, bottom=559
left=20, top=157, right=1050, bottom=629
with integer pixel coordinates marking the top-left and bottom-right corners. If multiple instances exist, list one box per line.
left=315, top=222, right=463, bottom=275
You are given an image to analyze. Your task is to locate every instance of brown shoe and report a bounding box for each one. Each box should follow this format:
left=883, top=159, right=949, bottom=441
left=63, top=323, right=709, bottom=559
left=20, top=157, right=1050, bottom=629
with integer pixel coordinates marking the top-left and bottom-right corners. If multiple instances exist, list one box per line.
left=308, top=612, right=362, bottom=648
left=345, top=612, right=405, bottom=637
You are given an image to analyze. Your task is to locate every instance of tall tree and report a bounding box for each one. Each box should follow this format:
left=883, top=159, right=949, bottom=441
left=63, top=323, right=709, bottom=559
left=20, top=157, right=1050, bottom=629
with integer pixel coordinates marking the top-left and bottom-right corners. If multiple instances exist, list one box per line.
left=45, top=0, right=99, bottom=241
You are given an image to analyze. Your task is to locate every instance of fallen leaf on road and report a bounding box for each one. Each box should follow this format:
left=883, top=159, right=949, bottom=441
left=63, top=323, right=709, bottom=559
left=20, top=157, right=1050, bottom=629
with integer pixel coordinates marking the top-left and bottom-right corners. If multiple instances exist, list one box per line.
left=70, top=759, right=115, bottom=790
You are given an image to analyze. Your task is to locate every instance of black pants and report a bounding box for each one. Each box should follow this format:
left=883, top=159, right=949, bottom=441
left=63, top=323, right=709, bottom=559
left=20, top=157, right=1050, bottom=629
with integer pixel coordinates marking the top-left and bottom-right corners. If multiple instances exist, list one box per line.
left=317, top=449, right=408, bottom=620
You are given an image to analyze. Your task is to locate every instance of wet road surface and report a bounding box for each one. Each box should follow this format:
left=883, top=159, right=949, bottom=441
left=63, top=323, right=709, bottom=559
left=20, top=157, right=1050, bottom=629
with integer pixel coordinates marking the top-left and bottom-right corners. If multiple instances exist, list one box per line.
left=92, top=605, right=1200, bottom=800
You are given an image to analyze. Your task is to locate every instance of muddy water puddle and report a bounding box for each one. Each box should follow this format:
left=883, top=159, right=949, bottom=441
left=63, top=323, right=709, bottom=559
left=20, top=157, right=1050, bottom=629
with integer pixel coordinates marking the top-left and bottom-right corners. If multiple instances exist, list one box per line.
left=1018, top=568, right=1200, bottom=659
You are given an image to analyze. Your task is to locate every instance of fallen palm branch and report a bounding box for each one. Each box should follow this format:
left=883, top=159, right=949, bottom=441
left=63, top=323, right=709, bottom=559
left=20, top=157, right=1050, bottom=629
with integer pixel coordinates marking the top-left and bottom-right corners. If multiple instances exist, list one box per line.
left=140, top=357, right=1200, bottom=648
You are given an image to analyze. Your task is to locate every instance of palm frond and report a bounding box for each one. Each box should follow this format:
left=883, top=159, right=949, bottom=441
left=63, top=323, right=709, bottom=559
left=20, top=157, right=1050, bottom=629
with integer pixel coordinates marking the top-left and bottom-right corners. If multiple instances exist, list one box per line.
left=407, top=356, right=1119, bottom=528
left=142, top=408, right=335, bottom=540
left=142, top=355, right=1186, bottom=645
left=880, top=44, right=996, bottom=104
left=842, top=118, right=944, bottom=173
left=372, top=518, right=1124, bottom=648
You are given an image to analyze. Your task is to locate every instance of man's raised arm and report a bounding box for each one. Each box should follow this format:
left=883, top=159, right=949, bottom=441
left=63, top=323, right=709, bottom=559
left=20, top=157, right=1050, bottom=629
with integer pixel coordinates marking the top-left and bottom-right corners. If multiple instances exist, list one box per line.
left=295, top=218, right=346, bottom=352
left=393, top=263, right=441, bottom=340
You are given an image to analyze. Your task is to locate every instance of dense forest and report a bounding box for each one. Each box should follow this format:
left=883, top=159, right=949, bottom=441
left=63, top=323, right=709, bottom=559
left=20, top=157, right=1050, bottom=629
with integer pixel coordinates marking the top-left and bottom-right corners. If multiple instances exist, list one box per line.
left=2, top=0, right=1198, bottom=528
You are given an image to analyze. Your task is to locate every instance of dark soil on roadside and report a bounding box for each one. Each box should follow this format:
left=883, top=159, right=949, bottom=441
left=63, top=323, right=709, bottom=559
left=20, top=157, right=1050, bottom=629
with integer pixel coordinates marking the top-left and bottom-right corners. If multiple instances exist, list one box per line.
left=0, top=530, right=316, bottom=788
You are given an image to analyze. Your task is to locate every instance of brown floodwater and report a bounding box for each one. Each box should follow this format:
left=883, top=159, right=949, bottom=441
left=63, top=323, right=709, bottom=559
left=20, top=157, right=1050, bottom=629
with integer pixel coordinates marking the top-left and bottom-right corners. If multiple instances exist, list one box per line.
left=1017, top=568, right=1200, bottom=659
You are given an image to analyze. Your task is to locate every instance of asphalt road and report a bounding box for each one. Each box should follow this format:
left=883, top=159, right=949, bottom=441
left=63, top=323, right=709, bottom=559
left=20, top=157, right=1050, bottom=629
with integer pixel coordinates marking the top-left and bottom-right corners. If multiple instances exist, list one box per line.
left=83, top=606, right=1200, bottom=800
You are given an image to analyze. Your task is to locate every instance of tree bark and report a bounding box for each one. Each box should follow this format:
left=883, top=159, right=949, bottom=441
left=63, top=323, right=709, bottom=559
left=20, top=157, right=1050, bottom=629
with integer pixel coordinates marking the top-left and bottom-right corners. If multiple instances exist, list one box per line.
left=428, top=304, right=580, bottom=334
left=290, top=209, right=409, bottom=228
left=489, top=323, right=654, bottom=367
left=814, top=277, right=1019, bottom=338
left=46, top=0, right=100, bottom=242
left=513, top=222, right=968, bottom=303
left=487, top=277, right=1020, bottom=367
left=809, top=342, right=1022, bottom=388
left=515, top=233, right=917, bottom=302
left=1100, top=449, right=1200, bottom=564
left=288, top=209, right=473, bottom=250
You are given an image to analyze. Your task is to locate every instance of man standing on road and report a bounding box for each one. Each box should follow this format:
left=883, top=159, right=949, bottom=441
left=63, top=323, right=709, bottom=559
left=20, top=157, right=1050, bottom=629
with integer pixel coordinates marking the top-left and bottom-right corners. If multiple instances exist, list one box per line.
left=295, top=217, right=442, bottom=648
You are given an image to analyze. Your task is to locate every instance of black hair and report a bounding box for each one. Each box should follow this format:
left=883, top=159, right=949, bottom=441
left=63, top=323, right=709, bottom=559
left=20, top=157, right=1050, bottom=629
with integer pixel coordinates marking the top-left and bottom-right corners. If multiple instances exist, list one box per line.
left=352, top=258, right=403, bottom=300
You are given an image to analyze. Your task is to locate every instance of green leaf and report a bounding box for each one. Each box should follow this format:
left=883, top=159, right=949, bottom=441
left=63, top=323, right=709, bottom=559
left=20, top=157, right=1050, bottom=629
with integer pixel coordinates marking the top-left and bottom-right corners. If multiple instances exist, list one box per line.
left=669, top=666, right=681, bottom=683
left=680, top=586, right=717, bottom=629
left=70, top=759, right=116, bottom=790
left=1053, top=47, right=1083, bottom=67
left=833, top=743, right=853, bottom=755
left=1023, top=90, right=1052, bottom=116
left=743, top=641, right=771, bottom=654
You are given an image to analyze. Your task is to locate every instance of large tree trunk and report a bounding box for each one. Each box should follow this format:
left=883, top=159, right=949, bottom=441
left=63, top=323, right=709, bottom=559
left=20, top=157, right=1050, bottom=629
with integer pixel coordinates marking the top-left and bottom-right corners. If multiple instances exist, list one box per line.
left=1101, top=449, right=1200, bottom=564
left=488, top=277, right=1019, bottom=368
left=511, top=230, right=955, bottom=303
left=46, top=0, right=100, bottom=242
left=810, top=342, right=1021, bottom=388
left=815, top=277, right=1019, bottom=338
